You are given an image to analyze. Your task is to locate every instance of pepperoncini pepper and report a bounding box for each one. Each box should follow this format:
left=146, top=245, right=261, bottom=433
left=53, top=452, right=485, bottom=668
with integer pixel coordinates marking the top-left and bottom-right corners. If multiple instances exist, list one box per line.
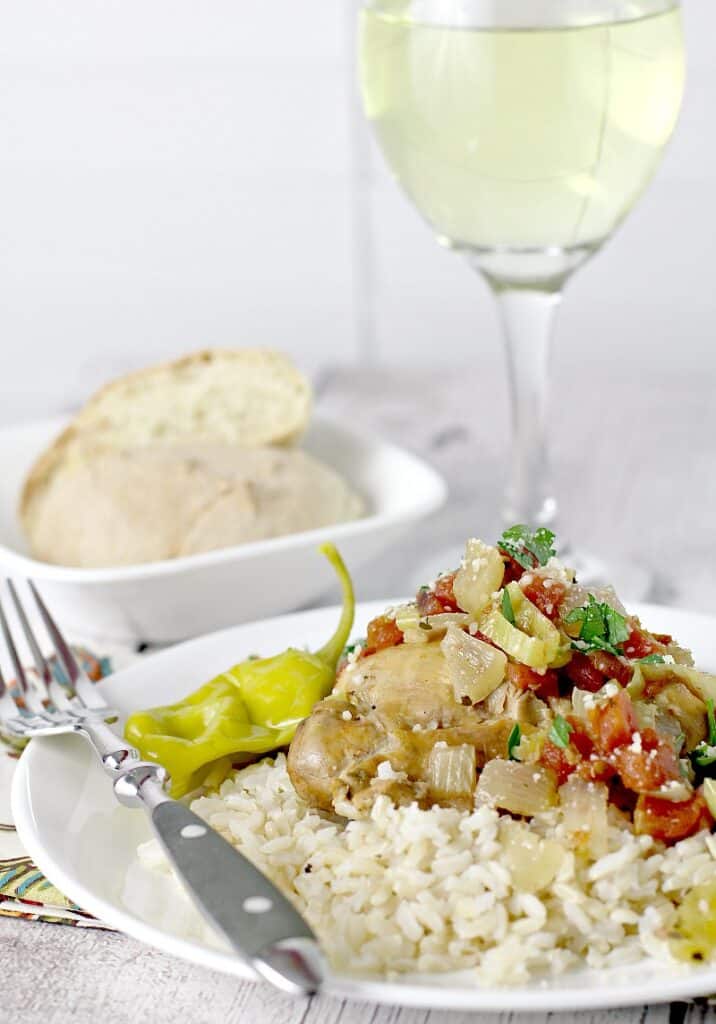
left=124, top=544, right=354, bottom=797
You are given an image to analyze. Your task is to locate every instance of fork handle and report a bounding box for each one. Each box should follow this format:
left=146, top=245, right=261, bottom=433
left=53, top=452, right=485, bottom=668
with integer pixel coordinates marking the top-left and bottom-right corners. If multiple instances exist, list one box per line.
left=119, top=773, right=324, bottom=995
left=77, top=718, right=166, bottom=778
left=82, top=722, right=324, bottom=995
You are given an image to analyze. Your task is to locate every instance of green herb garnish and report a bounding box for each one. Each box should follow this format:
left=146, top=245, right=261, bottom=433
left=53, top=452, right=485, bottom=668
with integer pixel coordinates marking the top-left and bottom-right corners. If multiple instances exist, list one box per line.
left=418, top=620, right=433, bottom=631
left=498, top=525, right=556, bottom=571
left=707, top=699, right=716, bottom=746
left=690, top=699, right=716, bottom=770
left=507, top=723, right=521, bottom=761
left=566, top=595, right=630, bottom=657
left=501, top=588, right=516, bottom=626
left=639, top=653, right=666, bottom=664
left=548, top=714, right=573, bottom=749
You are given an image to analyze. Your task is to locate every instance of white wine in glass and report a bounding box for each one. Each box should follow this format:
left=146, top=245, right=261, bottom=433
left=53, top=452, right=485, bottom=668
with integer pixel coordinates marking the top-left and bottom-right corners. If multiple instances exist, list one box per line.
left=359, top=0, right=685, bottom=584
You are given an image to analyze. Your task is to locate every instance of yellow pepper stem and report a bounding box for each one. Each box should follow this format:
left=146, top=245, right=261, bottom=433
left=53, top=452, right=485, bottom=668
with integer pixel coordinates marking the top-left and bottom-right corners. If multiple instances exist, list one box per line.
left=315, top=543, right=355, bottom=670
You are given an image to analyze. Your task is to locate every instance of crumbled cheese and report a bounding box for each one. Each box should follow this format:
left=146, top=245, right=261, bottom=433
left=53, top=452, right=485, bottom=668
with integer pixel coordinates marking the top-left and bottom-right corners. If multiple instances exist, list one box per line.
left=412, top=723, right=423, bottom=733
left=699, top=899, right=709, bottom=915
left=542, top=556, right=573, bottom=583
left=341, top=710, right=353, bottom=722
left=376, top=761, right=402, bottom=781
left=657, top=779, right=691, bottom=800
left=346, top=644, right=362, bottom=665
left=603, top=682, right=620, bottom=698
left=468, top=622, right=479, bottom=636
left=521, top=574, right=535, bottom=587
left=628, top=732, right=643, bottom=754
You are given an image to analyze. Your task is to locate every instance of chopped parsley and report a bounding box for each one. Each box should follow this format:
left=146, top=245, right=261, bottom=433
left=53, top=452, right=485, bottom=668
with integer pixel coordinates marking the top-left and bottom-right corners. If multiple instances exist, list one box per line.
left=708, top=699, right=716, bottom=746
left=565, top=595, right=630, bottom=657
left=507, top=723, right=521, bottom=760
left=501, top=588, right=516, bottom=626
left=639, top=653, right=666, bottom=664
left=548, top=714, right=573, bottom=749
left=498, top=525, right=556, bottom=571
left=690, top=699, right=716, bottom=770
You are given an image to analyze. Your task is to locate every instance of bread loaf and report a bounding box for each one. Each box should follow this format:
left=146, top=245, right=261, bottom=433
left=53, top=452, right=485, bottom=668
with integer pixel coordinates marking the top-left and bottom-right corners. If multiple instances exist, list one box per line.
left=21, top=348, right=313, bottom=540
left=23, top=443, right=363, bottom=568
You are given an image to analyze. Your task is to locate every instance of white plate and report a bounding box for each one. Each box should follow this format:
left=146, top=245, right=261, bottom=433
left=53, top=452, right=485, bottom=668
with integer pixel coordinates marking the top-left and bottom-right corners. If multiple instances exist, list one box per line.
left=12, top=600, right=716, bottom=1012
left=0, top=416, right=446, bottom=643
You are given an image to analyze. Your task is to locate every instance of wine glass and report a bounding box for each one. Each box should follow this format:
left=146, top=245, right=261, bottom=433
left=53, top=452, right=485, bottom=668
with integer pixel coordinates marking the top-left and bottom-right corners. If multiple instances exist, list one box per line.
left=359, top=0, right=685, bottom=592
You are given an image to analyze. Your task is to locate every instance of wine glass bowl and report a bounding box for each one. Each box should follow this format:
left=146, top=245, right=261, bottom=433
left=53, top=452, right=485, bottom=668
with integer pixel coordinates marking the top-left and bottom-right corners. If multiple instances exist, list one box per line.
left=359, top=0, right=685, bottom=567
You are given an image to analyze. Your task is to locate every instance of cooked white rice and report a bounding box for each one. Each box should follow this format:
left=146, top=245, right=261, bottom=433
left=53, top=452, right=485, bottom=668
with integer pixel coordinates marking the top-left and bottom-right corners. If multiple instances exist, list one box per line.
left=138, top=755, right=716, bottom=983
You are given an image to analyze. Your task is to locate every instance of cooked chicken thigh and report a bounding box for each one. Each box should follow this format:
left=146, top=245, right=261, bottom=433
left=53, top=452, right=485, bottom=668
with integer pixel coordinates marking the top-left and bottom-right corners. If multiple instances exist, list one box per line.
left=287, top=644, right=514, bottom=815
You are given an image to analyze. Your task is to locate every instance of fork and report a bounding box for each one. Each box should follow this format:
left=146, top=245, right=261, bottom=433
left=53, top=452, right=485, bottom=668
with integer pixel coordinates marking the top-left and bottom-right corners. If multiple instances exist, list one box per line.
left=0, top=579, right=325, bottom=996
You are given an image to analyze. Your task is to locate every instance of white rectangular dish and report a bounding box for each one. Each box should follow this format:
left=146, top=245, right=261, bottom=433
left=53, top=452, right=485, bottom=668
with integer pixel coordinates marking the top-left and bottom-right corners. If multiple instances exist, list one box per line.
left=0, top=415, right=446, bottom=643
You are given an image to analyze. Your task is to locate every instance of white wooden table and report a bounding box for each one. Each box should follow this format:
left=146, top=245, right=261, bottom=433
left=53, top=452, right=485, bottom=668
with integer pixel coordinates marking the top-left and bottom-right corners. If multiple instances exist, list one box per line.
left=3, top=364, right=716, bottom=1023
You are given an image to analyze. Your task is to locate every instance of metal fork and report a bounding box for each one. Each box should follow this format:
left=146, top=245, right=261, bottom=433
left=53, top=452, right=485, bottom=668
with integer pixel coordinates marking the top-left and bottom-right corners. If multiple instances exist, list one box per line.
left=0, top=579, right=324, bottom=997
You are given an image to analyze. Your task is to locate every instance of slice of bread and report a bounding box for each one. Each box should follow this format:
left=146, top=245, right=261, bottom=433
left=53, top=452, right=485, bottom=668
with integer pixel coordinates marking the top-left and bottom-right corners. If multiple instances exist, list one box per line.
left=23, top=443, right=363, bottom=567
left=20, top=348, right=312, bottom=531
left=69, top=348, right=311, bottom=449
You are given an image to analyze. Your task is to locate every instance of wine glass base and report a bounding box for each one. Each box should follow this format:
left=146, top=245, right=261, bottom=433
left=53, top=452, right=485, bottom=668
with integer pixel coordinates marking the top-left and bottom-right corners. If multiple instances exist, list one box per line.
left=408, top=546, right=655, bottom=605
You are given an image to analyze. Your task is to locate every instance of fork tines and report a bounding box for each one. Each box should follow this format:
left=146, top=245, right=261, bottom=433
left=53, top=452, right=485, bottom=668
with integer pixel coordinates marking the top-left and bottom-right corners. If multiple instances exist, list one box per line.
left=0, top=579, right=82, bottom=715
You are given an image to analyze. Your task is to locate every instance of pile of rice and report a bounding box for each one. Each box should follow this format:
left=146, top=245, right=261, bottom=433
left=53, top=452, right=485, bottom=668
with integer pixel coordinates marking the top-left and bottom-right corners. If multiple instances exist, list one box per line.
left=139, top=755, right=716, bottom=983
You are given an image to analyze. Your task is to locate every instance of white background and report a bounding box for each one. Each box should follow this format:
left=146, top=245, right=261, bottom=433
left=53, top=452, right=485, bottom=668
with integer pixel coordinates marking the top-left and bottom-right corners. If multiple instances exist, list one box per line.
left=0, top=0, right=712, bottom=424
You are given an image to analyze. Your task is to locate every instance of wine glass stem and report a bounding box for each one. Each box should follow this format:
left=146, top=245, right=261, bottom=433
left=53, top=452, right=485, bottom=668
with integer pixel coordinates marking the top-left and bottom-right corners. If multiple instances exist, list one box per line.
left=490, top=283, right=562, bottom=531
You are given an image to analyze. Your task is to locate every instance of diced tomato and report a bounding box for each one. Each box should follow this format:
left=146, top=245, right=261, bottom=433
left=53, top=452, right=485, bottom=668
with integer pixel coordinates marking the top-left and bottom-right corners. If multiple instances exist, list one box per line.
left=500, top=553, right=526, bottom=584
left=589, top=689, right=638, bottom=753
left=612, top=728, right=681, bottom=794
left=505, top=662, right=560, bottom=699
left=589, top=651, right=633, bottom=687
left=434, top=572, right=458, bottom=610
left=576, top=757, right=615, bottom=784
left=567, top=716, right=595, bottom=759
left=416, top=573, right=458, bottom=615
left=473, top=629, right=497, bottom=648
left=653, top=633, right=673, bottom=646
left=634, top=792, right=713, bottom=844
left=363, top=615, right=403, bottom=656
left=563, top=652, right=605, bottom=693
left=622, top=627, right=661, bottom=660
left=520, top=576, right=567, bottom=622
left=416, top=589, right=444, bottom=616
left=540, top=739, right=578, bottom=786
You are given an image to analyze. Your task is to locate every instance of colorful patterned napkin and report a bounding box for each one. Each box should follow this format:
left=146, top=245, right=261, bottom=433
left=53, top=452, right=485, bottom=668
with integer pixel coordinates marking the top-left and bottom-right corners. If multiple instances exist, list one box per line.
left=0, top=645, right=135, bottom=929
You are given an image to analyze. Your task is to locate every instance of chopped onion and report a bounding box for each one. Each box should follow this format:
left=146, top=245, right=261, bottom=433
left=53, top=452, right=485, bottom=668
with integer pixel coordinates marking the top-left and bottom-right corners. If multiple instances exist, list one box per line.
left=452, top=538, right=505, bottom=618
left=703, top=779, right=716, bottom=819
left=476, top=759, right=557, bottom=816
left=426, top=742, right=476, bottom=799
left=559, top=777, right=608, bottom=859
left=641, top=663, right=716, bottom=705
left=396, top=607, right=470, bottom=645
left=500, top=818, right=566, bottom=893
left=479, top=583, right=560, bottom=669
left=559, top=583, right=627, bottom=620
left=441, top=623, right=507, bottom=704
